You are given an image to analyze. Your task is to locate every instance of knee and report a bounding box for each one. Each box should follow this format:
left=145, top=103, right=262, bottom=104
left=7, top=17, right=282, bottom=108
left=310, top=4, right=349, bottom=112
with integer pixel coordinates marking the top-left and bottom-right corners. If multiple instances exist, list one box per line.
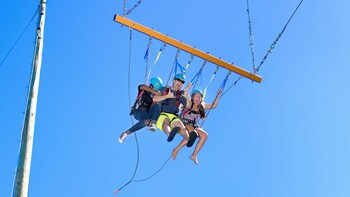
left=199, top=131, right=208, bottom=139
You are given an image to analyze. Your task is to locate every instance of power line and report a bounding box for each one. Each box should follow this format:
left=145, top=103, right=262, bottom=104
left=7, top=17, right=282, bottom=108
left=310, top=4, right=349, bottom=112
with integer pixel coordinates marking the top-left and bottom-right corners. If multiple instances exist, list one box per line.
left=0, top=7, right=39, bottom=67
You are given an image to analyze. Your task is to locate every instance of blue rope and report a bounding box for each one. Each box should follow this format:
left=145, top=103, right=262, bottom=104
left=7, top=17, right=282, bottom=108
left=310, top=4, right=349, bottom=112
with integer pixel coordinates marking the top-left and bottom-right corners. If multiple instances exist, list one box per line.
left=220, top=71, right=232, bottom=92
left=143, top=47, right=149, bottom=61
left=190, top=69, right=201, bottom=84
left=174, top=59, right=185, bottom=75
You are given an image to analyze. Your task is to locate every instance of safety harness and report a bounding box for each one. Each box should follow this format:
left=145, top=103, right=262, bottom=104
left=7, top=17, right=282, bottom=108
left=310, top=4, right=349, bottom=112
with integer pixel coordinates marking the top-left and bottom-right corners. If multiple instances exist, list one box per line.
left=130, top=86, right=152, bottom=115
left=162, top=87, right=182, bottom=114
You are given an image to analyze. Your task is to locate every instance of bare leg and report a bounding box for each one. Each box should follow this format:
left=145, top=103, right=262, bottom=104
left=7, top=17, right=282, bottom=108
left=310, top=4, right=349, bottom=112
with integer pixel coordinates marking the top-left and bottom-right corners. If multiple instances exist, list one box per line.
left=172, top=124, right=194, bottom=160
left=190, top=128, right=208, bottom=165
left=171, top=120, right=189, bottom=140
left=172, top=139, right=187, bottom=160
left=162, top=118, right=171, bottom=136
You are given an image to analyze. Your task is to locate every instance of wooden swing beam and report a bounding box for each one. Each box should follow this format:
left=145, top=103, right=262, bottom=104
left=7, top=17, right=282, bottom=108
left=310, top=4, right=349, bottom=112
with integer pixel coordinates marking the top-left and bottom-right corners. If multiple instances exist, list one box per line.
left=114, top=15, right=262, bottom=83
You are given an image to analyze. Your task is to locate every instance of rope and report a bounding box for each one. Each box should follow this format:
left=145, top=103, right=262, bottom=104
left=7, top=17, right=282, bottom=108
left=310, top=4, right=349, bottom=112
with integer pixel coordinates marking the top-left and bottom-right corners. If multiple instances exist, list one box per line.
left=203, top=65, right=220, bottom=99
left=147, top=42, right=167, bottom=80
left=133, top=154, right=172, bottom=182
left=190, top=61, right=206, bottom=93
left=246, top=0, right=257, bottom=73
left=115, top=28, right=141, bottom=195
left=123, top=0, right=144, bottom=17
left=200, top=71, right=231, bottom=127
left=116, top=30, right=172, bottom=195
left=220, top=75, right=243, bottom=98
left=184, top=54, right=194, bottom=73
left=144, top=36, right=152, bottom=84
left=256, top=0, right=304, bottom=73
left=123, top=0, right=127, bottom=16
left=174, top=59, right=185, bottom=75
left=166, top=49, right=180, bottom=86
left=0, top=6, right=39, bottom=67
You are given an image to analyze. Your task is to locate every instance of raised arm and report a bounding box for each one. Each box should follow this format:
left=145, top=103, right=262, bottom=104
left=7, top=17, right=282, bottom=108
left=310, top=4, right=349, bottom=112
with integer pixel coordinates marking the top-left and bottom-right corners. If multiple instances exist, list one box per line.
left=204, top=89, right=222, bottom=109
left=183, top=91, right=192, bottom=109
left=183, top=82, right=192, bottom=92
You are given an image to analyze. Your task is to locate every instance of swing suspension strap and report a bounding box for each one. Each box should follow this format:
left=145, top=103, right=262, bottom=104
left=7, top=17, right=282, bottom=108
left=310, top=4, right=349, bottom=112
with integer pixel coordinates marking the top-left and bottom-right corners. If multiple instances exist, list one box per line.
left=255, top=0, right=304, bottom=73
left=166, top=49, right=181, bottom=86
left=246, top=0, right=256, bottom=73
left=153, top=42, right=167, bottom=66
left=143, top=36, right=152, bottom=84
left=123, top=0, right=144, bottom=17
left=184, top=54, right=195, bottom=73
left=147, top=42, right=167, bottom=82
left=220, top=71, right=232, bottom=91
left=190, top=61, right=207, bottom=93
left=203, top=65, right=220, bottom=99
left=220, top=75, right=244, bottom=98
left=174, top=59, right=185, bottom=75
left=200, top=71, right=231, bottom=127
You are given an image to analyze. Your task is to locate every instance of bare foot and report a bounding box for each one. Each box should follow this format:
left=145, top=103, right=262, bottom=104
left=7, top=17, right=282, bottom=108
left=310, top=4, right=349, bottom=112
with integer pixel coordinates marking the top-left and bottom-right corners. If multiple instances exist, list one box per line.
left=190, top=155, right=199, bottom=165
left=172, top=149, right=179, bottom=160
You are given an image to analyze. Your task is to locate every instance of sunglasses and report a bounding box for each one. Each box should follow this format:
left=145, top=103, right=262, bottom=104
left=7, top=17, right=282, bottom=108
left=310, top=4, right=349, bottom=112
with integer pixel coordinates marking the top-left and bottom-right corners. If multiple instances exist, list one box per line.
left=175, top=78, right=185, bottom=84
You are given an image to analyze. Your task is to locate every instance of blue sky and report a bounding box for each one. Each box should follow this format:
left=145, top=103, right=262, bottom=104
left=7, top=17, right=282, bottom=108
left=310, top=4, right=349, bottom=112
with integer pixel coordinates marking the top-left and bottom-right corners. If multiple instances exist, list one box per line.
left=1, top=0, right=350, bottom=196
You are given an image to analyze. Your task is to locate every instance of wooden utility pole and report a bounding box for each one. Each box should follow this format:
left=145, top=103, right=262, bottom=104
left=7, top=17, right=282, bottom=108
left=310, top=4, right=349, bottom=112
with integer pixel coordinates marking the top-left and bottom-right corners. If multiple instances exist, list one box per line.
left=12, top=0, right=46, bottom=196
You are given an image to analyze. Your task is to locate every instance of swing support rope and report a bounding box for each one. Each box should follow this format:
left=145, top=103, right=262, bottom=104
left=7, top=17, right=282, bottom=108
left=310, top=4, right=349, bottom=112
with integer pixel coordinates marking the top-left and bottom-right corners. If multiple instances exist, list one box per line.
left=147, top=42, right=167, bottom=82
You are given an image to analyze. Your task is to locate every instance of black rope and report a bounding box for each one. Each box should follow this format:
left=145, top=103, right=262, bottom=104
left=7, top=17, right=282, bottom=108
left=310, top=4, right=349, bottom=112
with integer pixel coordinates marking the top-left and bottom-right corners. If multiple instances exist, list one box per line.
left=220, top=76, right=243, bottom=98
left=133, top=154, right=172, bottom=182
left=116, top=29, right=172, bottom=195
left=116, top=29, right=140, bottom=194
left=0, top=6, right=39, bottom=67
left=256, top=0, right=304, bottom=73
left=166, top=49, right=180, bottom=86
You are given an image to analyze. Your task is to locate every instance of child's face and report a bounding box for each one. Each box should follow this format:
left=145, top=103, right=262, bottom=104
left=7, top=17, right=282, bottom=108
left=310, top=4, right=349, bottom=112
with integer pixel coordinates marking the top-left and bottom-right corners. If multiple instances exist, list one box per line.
left=192, top=93, right=203, bottom=105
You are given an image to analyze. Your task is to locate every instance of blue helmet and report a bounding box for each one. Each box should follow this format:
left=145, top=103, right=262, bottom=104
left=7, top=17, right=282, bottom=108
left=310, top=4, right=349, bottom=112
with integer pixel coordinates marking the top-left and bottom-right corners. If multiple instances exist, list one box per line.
left=191, top=89, right=203, bottom=97
left=150, top=77, right=163, bottom=91
left=174, top=73, right=185, bottom=82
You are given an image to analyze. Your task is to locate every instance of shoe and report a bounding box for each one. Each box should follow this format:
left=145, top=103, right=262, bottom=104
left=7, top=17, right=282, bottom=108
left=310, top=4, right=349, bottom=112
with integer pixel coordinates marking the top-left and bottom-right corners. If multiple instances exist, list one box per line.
left=187, top=131, right=198, bottom=147
left=119, top=132, right=128, bottom=143
left=148, top=122, right=156, bottom=132
left=167, top=127, right=180, bottom=142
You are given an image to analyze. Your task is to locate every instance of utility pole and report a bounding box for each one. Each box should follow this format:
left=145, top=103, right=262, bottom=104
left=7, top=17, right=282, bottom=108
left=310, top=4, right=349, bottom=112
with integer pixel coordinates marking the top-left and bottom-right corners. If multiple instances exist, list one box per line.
left=12, top=0, right=46, bottom=196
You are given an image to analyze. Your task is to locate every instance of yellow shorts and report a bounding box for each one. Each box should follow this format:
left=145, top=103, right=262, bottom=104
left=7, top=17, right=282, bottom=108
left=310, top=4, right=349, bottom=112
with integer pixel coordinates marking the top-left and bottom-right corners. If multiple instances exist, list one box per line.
left=156, top=112, right=182, bottom=130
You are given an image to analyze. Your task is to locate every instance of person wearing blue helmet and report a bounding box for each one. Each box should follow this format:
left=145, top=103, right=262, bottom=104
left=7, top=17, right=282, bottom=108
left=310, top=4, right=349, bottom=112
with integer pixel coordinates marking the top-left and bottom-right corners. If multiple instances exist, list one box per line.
left=119, top=77, right=163, bottom=143
left=153, top=73, right=191, bottom=142
left=171, top=88, right=222, bottom=165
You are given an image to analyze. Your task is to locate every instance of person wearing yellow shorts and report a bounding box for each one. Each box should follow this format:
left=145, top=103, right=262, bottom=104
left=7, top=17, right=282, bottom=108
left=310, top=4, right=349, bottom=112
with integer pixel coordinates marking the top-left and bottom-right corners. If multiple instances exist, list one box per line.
left=153, top=73, right=190, bottom=142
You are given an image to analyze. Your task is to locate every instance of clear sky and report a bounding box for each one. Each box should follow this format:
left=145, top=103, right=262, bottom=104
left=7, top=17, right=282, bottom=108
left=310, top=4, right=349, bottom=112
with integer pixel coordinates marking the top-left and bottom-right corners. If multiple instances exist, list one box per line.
left=1, top=0, right=350, bottom=196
